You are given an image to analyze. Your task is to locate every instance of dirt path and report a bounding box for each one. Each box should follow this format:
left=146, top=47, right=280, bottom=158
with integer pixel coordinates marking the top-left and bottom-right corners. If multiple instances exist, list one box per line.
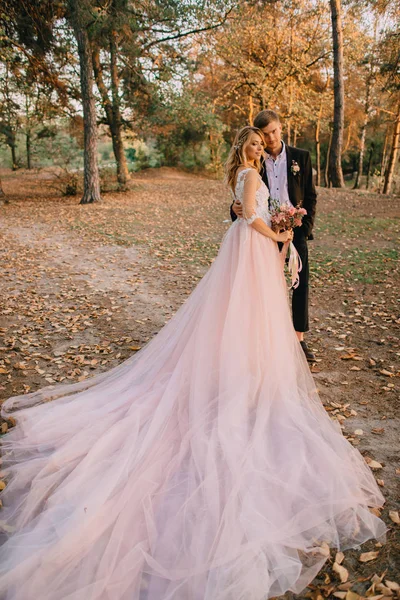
left=0, top=167, right=399, bottom=595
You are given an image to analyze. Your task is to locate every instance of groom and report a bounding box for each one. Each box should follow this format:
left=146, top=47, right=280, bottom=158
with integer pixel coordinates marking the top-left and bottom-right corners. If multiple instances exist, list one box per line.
left=231, top=109, right=317, bottom=362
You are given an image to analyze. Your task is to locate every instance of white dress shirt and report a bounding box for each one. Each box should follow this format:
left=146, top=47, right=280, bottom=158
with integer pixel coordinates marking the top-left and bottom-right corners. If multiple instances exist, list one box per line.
left=265, top=141, right=293, bottom=207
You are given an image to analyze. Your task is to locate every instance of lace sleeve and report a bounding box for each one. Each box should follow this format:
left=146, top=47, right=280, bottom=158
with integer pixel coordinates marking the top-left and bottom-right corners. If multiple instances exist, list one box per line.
left=242, top=169, right=260, bottom=225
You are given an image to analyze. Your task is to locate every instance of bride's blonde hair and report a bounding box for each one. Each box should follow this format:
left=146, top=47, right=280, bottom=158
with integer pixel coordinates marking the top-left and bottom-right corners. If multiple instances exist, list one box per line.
left=225, top=126, right=264, bottom=191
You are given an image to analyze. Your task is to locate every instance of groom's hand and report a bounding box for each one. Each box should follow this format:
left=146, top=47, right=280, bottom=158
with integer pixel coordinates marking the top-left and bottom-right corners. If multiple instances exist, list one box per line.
left=232, top=201, right=243, bottom=218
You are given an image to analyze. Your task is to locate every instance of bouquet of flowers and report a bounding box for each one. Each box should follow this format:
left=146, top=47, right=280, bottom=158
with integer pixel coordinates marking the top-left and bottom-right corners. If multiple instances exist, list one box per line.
left=269, top=200, right=307, bottom=289
left=270, top=200, right=307, bottom=232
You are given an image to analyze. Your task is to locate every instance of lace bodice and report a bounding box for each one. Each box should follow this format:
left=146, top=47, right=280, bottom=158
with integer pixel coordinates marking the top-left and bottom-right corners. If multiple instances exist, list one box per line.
left=234, top=168, right=271, bottom=226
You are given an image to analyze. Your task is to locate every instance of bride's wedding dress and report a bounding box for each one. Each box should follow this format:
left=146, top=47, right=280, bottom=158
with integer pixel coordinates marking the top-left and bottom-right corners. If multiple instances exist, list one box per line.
left=0, top=169, right=385, bottom=600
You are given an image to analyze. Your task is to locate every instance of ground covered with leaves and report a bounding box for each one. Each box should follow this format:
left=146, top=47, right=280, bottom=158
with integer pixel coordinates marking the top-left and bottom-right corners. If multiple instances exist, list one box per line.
left=0, top=167, right=399, bottom=598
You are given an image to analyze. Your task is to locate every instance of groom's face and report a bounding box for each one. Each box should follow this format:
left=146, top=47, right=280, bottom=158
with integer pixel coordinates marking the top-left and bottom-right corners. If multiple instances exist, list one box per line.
left=261, top=121, right=282, bottom=155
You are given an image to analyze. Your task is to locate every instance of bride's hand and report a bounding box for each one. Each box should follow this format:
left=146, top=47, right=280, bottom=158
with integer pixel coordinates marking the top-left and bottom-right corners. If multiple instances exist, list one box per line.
left=276, top=229, right=293, bottom=243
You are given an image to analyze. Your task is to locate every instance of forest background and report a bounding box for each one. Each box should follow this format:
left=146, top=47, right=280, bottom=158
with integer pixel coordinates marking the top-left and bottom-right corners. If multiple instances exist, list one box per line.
left=0, top=0, right=399, bottom=201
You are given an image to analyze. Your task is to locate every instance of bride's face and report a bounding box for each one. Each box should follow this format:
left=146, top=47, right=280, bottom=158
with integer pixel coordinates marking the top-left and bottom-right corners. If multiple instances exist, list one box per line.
left=244, top=133, right=263, bottom=162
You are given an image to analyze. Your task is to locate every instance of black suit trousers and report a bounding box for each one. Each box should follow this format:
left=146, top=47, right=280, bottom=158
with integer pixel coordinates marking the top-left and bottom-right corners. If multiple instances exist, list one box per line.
left=291, top=227, right=309, bottom=332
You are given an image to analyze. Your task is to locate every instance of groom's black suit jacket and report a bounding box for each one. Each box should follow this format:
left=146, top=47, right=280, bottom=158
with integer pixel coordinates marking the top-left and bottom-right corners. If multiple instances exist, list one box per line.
left=231, top=145, right=317, bottom=240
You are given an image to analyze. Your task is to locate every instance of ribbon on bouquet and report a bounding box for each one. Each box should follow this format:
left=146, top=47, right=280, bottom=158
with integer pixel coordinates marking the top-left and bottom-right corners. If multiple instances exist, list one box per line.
left=281, top=241, right=302, bottom=289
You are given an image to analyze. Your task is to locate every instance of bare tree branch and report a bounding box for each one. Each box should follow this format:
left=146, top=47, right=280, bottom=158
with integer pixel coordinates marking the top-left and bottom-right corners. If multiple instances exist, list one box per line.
left=143, top=8, right=234, bottom=51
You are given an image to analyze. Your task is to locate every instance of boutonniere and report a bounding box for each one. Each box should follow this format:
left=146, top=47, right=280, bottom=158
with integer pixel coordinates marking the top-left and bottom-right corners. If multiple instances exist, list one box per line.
left=291, top=160, right=300, bottom=176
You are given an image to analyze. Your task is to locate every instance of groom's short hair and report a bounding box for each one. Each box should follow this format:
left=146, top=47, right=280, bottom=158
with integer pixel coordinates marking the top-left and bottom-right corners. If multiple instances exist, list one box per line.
left=254, top=110, right=280, bottom=129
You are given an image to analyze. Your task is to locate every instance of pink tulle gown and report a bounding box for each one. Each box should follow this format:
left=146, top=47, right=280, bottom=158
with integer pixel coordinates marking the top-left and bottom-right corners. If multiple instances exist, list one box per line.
left=0, top=169, right=385, bottom=600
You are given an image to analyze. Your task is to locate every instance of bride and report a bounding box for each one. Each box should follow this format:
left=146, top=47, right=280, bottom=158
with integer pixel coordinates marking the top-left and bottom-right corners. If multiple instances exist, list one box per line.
left=0, top=126, right=385, bottom=600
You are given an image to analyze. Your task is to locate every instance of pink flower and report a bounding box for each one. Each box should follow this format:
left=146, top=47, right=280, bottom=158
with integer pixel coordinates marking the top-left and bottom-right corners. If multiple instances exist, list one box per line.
left=269, top=201, right=306, bottom=232
left=291, top=160, right=300, bottom=175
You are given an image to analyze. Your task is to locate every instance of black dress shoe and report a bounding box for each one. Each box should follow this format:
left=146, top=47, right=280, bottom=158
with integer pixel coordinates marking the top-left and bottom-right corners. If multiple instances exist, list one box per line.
left=300, top=341, right=316, bottom=362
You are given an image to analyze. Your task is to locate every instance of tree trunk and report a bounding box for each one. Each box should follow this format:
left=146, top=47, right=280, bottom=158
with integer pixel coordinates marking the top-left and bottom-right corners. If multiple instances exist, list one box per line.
left=93, top=46, right=128, bottom=189
left=328, top=0, right=345, bottom=187
left=383, top=102, right=400, bottom=195
left=248, top=95, right=254, bottom=126
left=26, top=129, right=32, bottom=169
left=380, top=127, right=389, bottom=177
left=69, top=0, right=101, bottom=204
left=0, top=176, right=7, bottom=203
left=342, top=122, right=352, bottom=155
left=353, top=123, right=366, bottom=190
left=10, top=139, right=17, bottom=170
left=286, top=25, right=294, bottom=147
left=353, top=78, right=371, bottom=190
left=25, top=94, right=33, bottom=170
left=324, top=128, right=333, bottom=188
left=315, top=99, right=323, bottom=186
left=286, top=122, right=291, bottom=146
left=109, top=30, right=129, bottom=189
left=92, top=45, right=129, bottom=190
left=366, top=145, right=374, bottom=190
left=286, top=81, right=295, bottom=146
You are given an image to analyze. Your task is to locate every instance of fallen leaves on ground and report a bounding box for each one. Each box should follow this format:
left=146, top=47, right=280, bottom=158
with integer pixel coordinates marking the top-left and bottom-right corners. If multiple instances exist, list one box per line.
left=0, top=169, right=399, bottom=597
left=333, top=561, right=349, bottom=582
left=359, top=551, right=380, bottom=563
